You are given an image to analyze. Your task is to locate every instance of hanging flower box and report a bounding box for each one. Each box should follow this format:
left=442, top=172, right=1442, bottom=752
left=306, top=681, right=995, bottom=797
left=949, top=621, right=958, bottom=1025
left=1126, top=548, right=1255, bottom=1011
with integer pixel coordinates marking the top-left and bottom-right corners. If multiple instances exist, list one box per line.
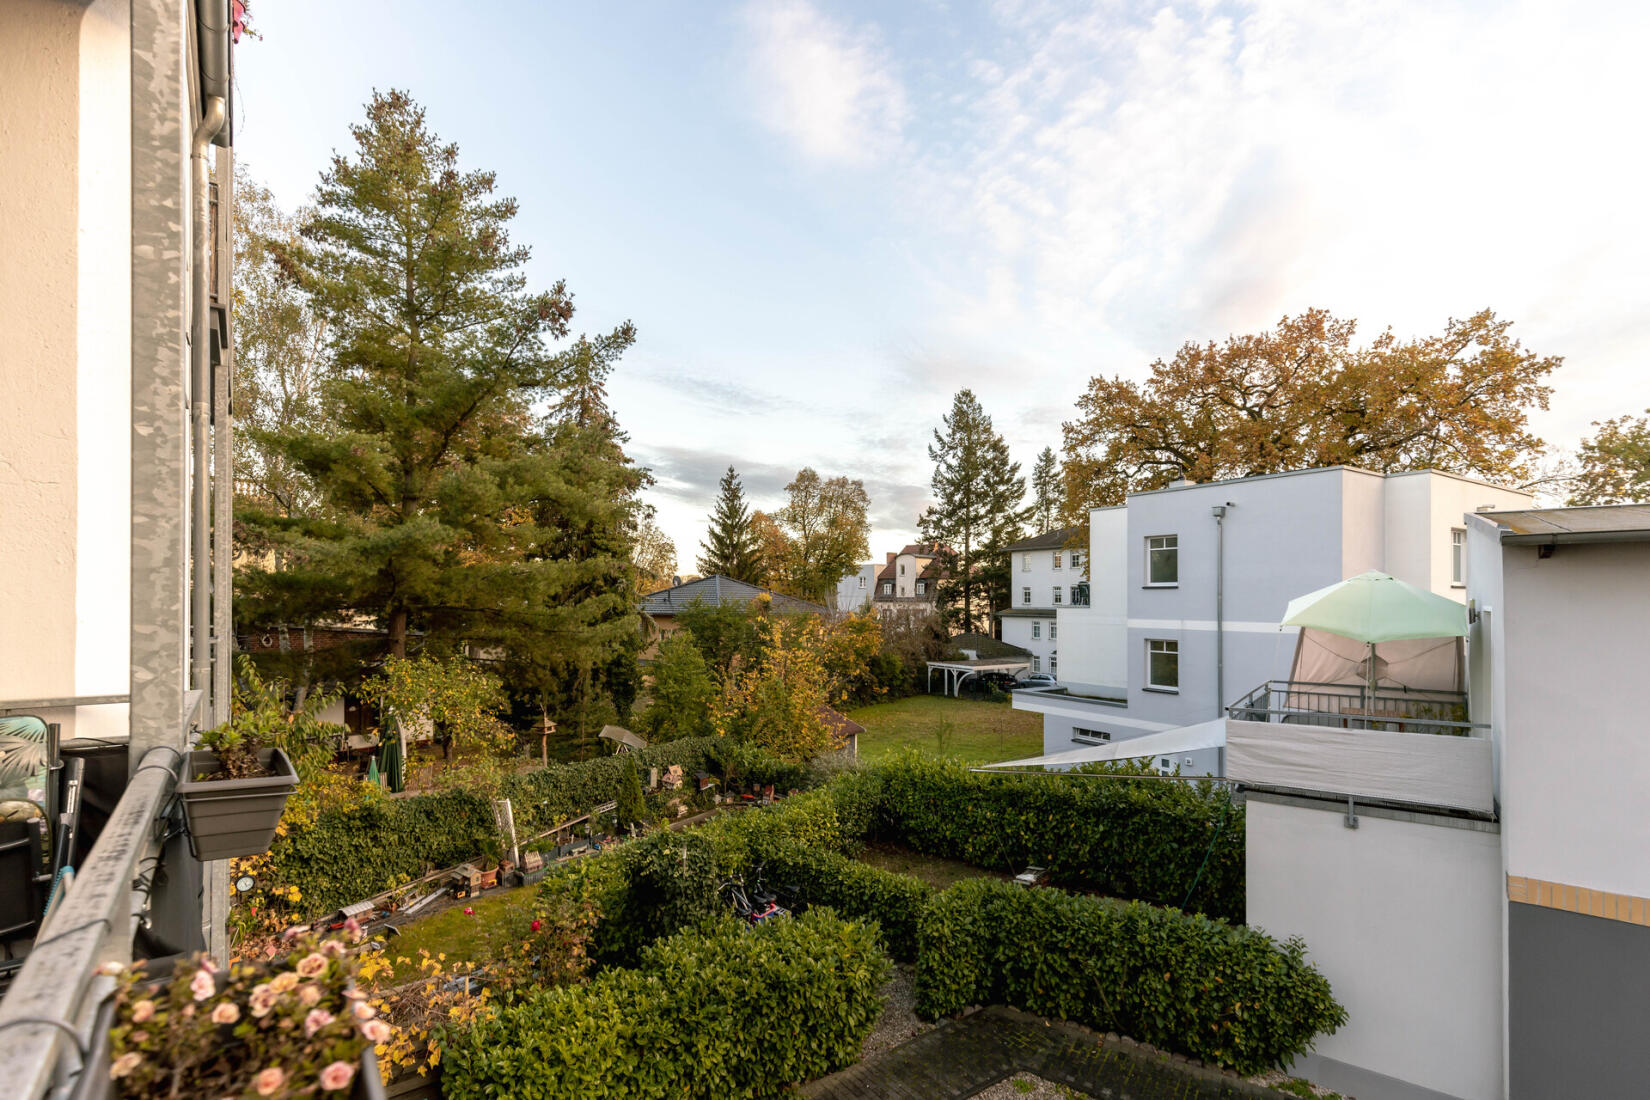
left=178, top=746, right=298, bottom=861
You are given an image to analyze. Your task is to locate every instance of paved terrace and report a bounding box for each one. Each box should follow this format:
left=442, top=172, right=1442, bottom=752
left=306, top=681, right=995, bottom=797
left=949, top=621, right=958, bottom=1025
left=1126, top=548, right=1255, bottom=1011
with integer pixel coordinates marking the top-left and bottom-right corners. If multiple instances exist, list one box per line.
left=803, top=1006, right=1291, bottom=1100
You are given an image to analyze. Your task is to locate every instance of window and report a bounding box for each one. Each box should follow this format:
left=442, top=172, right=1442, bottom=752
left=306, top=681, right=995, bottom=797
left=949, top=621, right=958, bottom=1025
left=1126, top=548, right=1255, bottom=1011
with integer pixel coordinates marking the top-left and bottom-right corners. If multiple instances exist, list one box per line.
left=1146, top=535, right=1178, bottom=586
left=1050, top=655, right=1058, bottom=678
left=900, top=563, right=906, bottom=575
left=1146, top=638, right=1179, bottom=691
left=1031, top=655, right=1041, bottom=673
left=1073, top=727, right=1111, bottom=742
left=1052, top=587, right=1063, bottom=605
left=916, top=580, right=928, bottom=596
left=858, top=575, right=867, bottom=589
left=1071, top=551, right=1083, bottom=569
left=1050, top=622, right=1057, bottom=641
left=1052, top=551, right=1063, bottom=570
left=1032, top=621, right=1041, bottom=639
left=1022, top=553, right=1031, bottom=572
left=881, top=582, right=893, bottom=596
left=1022, top=586, right=1031, bottom=605
left=1451, top=528, right=1466, bottom=586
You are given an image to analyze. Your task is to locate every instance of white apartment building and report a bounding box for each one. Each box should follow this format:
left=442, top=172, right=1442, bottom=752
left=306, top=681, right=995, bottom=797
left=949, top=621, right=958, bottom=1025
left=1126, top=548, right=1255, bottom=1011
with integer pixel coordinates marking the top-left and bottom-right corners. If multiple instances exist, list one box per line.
left=995, top=527, right=1085, bottom=677
left=831, top=562, right=879, bottom=613
left=1015, top=467, right=1534, bottom=774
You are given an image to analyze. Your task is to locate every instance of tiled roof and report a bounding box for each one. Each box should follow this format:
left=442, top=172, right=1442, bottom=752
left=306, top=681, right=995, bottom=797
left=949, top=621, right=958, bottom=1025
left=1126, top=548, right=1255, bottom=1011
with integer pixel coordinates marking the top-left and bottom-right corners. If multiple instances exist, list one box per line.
left=1002, top=526, right=1084, bottom=553
left=640, top=575, right=826, bottom=617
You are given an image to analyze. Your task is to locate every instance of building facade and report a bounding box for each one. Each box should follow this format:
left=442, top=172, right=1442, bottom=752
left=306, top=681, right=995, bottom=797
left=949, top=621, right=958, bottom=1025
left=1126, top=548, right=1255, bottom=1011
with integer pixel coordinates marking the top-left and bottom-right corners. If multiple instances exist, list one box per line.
left=831, top=562, right=878, bottom=613
left=1016, top=467, right=1534, bottom=774
left=868, top=543, right=946, bottom=617
left=996, top=527, right=1084, bottom=677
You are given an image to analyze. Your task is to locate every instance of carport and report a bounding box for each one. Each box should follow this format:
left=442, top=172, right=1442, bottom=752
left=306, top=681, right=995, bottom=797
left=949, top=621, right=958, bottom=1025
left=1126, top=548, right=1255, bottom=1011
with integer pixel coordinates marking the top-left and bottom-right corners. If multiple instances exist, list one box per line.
left=925, top=658, right=1031, bottom=697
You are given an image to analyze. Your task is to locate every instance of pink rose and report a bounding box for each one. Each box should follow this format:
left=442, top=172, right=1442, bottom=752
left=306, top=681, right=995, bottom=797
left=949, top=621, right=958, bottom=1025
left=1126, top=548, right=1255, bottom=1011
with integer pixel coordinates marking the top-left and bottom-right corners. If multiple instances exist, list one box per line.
left=295, top=952, right=328, bottom=979
left=253, top=1066, right=286, bottom=1096
left=321, top=939, right=347, bottom=957
left=304, top=1007, right=336, bottom=1037
left=343, top=917, right=363, bottom=942
left=249, top=984, right=278, bottom=1018
left=281, top=925, right=305, bottom=941
left=211, top=1001, right=241, bottom=1025
left=270, top=970, right=300, bottom=993
left=318, top=1060, right=355, bottom=1091
left=351, top=1001, right=376, bottom=1021
left=110, top=1051, right=142, bottom=1078
left=130, top=999, right=155, bottom=1023
left=129, top=1029, right=150, bottom=1044
left=198, top=956, right=220, bottom=975
left=299, top=984, right=322, bottom=1007
left=361, top=1018, right=391, bottom=1044
left=190, top=968, right=216, bottom=1002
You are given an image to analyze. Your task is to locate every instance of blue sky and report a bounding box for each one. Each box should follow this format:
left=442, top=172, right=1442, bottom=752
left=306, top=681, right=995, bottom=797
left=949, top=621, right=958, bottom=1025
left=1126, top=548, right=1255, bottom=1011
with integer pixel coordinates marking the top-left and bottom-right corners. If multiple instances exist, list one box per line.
left=236, top=0, right=1650, bottom=571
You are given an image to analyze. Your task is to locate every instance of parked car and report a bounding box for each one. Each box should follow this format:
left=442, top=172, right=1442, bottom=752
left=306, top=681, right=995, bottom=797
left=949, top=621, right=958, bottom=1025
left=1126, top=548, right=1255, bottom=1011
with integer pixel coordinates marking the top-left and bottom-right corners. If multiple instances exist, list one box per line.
left=1017, top=673, right=1057, bottom=688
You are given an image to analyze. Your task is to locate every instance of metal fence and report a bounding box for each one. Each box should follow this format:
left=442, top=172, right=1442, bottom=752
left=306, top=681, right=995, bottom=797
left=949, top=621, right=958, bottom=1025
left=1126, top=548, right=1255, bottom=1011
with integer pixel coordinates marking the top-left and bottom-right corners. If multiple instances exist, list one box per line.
left=1226, top=679, right=1481, bottom=736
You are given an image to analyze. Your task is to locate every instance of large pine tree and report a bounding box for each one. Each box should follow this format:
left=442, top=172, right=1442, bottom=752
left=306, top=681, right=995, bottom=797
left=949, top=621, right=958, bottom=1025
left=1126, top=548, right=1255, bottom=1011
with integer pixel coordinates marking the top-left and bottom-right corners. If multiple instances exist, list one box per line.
left=236, top=92, right=643, bottom=715
left=1030, top=446, right=1060, bottom=534
left=696, top=466, right=763, bottom=582
left=919, top=390, right=1029, bottom=633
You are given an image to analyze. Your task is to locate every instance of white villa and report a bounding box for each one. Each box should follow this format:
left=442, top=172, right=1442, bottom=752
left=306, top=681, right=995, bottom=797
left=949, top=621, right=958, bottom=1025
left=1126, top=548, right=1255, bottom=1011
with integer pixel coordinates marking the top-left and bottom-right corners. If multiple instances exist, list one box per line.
left=995, top=526, right=1085, bottom=678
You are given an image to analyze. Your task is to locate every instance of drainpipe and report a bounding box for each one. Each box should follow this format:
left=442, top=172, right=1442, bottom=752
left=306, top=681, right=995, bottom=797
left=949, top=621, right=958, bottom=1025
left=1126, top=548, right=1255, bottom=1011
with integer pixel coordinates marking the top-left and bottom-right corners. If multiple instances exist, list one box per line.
left=190, top=96, right=226, bottom=712
left=1211, top=503, right=1231, bottom=775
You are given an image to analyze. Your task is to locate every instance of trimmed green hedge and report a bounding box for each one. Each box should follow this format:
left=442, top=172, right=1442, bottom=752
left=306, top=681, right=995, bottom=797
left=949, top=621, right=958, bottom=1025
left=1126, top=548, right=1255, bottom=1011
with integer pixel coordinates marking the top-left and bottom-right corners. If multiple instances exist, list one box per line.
left=759, top=842, right=932, bottom=961
left=269, top=739, right=726, bottom=915
left=873, top=755, right=1245, bottom=922
left=440, top=910, right=891, bottom=1099
left=916, top=879, right=1344, bottom=1075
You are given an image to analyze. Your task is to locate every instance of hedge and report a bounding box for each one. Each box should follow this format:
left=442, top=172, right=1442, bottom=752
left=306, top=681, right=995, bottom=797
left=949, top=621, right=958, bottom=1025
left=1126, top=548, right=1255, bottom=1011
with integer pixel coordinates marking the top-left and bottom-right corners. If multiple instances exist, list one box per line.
left=440, top=910, right=890, bottom=1099
left=873, top=755, right=1245, bottom=922
left=915, top=879, right=1344, bottom=1075
left=268, top=738, right=732, bottom=915
left=758, top=841, right=932, bottom=961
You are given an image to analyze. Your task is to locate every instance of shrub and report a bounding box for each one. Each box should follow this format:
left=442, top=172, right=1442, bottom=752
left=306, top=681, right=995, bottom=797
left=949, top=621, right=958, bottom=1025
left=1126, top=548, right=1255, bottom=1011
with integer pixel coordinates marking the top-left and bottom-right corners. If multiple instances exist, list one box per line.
left=759, top=842, right=932, bottom=961
left=915, top=879, right=1344, bottom=1075
left=873, top=754, right=1244, bottom=922
left=440, top=911, right=890, bottom=1099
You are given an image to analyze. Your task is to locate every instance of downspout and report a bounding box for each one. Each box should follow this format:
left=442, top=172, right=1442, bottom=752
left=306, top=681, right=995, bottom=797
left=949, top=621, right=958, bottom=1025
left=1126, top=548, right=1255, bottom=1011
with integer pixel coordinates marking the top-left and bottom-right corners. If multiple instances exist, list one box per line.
left=190, top=96, right=226, bottom=708
left=1211, top=503, right=1230, bottom=775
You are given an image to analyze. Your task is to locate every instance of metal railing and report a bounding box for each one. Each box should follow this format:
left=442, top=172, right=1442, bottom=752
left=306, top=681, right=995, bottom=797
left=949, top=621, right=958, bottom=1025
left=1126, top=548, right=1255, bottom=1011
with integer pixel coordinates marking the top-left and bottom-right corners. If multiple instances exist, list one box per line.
left=0, top=744, right=183, bottom=1098
left=1226, top=679, right=1482, bottom=736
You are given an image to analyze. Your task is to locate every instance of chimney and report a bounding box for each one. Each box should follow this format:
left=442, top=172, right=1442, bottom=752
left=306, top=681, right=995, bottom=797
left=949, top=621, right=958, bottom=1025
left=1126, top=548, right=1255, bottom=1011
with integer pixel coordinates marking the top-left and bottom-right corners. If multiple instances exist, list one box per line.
left=886, top=552, right=895, bottom=564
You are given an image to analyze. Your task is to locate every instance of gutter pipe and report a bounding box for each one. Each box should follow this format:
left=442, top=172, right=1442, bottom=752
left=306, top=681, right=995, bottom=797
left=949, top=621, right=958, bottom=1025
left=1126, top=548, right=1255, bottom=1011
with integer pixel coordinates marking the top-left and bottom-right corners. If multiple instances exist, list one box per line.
left=1211, top=503, right=1231, bottom=776
left=189, top=96, right=226, bottom=711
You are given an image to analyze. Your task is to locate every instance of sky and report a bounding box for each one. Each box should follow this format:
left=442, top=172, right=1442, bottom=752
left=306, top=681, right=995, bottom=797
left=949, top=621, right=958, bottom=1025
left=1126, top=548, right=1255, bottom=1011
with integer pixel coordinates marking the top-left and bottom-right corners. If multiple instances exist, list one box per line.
left=235, top=0, right=1650, bottom=573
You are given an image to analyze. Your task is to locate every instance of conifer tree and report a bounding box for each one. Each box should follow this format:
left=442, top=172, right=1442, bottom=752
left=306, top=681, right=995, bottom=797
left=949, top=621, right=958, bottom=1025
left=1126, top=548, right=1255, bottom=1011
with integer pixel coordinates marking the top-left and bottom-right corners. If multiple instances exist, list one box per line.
left=696, top=467, right=763, bottom=582
left=236, top=92, right=644, bottom=722
left=1030, top=446, right=1060, bottom=534
left=919, top=390, right=1030, bottom=633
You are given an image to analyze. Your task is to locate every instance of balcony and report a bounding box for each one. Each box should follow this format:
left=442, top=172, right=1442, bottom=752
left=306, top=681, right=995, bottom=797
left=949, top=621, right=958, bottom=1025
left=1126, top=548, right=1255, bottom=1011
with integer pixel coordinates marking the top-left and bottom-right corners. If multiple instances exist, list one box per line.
left=1068, top=583, right=1090, bottom=608
left=1227, top=679, right=1474, bottom=736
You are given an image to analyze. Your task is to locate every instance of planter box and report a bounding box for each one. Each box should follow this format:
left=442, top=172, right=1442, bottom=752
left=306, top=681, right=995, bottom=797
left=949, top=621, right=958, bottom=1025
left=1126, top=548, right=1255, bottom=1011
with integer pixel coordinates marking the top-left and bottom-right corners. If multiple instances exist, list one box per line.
left=178, top=747, right=298, bottom=861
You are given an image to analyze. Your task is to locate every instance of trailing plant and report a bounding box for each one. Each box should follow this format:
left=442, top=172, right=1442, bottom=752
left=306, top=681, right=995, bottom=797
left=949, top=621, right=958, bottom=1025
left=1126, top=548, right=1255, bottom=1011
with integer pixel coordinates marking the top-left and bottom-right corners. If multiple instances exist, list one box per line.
left=197, top=655, right=345, bottom=781
left=914, top=879, right=1344, bottom=1075
left=440, top=911, right=889, bottom=1099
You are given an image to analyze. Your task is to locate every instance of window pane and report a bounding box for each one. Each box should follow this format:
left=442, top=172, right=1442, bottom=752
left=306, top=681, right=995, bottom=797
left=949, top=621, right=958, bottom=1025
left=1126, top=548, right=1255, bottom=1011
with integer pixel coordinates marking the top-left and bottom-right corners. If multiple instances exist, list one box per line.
left=1147, top=536, right=1178, bottom=584
left=1053, top=587, right=1062, bottom=604
left=1148, top=639, right=1179, bottom=689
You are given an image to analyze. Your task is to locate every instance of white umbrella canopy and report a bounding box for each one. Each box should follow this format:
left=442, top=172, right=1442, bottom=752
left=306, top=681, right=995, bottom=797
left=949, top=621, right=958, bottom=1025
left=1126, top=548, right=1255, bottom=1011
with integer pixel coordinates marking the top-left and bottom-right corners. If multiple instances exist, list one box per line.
left=1282, top=571, right=1467, bottom=642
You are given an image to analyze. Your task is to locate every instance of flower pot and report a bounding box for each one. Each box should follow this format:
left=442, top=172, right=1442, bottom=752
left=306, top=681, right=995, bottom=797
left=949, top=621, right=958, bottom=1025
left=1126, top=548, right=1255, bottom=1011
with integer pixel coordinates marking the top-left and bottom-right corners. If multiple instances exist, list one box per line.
left=178, top=746, right=298, bottom=861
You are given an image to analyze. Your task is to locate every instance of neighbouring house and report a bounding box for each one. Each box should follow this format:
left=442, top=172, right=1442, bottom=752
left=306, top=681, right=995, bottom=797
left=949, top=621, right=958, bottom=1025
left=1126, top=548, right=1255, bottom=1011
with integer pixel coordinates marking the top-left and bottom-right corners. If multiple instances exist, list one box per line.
left=995, top=526, right=1085, bottom=678
left=817, top=705, right=865, bottom=761
left=0, top=0, right=242, bottom=1086
left=640, top=574, right=827, bottom=656
left=869, top=543, right=948, bottom=617
left=1013, top=467, right=1534, bottom=774
left=830, top=562, right=879, bottom=613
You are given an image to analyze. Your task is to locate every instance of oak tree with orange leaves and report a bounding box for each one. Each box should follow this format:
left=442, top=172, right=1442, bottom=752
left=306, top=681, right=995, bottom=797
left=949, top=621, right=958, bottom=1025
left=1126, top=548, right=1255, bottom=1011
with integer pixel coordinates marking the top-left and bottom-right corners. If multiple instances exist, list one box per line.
left=1060, top=309, right=1558, bottom=513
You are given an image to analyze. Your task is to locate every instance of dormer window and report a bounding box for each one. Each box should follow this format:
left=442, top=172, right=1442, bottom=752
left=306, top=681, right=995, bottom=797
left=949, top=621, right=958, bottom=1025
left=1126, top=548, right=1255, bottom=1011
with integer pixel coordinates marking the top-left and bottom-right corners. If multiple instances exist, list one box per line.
left=882, top=582, right=893, bottom=596
left=916, top=580, right=928, bottom=596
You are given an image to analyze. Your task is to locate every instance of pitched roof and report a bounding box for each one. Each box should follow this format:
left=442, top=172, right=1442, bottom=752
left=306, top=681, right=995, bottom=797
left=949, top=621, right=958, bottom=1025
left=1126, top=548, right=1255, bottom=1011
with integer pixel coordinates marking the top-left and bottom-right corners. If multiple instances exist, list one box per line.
left=816, top=705, right=865, bottom=747
left=640, top=575, right=827, bottom=617
left=947, top=632, right=1031, bottom=659
left=1003, top=526, right=1084, bottom=553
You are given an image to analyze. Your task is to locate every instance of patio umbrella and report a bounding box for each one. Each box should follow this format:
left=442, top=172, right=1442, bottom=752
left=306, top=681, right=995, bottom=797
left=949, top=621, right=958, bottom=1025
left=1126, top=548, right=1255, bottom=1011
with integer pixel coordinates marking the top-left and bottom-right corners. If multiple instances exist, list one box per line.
left=365, top=755, right=380, bottom=786
left=1282, top=571, right=1467, bottom=700
left=380, top=725, right=406, bottom=793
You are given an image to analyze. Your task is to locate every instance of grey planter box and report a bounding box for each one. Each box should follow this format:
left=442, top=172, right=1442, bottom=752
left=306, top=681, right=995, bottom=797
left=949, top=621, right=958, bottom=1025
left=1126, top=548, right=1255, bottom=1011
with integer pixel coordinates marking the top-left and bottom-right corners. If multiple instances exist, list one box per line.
left=178, top=747, right=298, bottom=861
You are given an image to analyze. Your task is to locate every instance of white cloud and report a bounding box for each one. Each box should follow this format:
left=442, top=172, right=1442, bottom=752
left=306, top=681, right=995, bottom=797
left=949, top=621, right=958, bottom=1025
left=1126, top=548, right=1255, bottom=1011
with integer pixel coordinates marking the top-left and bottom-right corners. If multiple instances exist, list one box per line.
left=743, top=1, right=907, bottom=164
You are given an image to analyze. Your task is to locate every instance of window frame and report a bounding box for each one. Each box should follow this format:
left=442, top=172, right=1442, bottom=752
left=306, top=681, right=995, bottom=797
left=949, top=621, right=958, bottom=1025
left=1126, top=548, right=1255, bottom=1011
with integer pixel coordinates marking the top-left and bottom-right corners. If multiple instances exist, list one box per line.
left=1450, top=528, right=1467, bottom=587
left=1145, top=637, right=1180, bottom=693
left=1031, top=620, right=1041, bottom=639
left=1145, top=534, right=1179, bottom=587
left=1052, top=551, right=1063, bottom=570
left=1050, top=654, right=1058, bottom=678
left=1022, top=553, right=1031, bottom=573
left=1052, top=586, right=1063, bottom=605
left=1022, top=585, right=1031, bottom=605
left=1031, top=655, right=1041, bottom=673
left=916, top=580, right=927, bottom=596
left=1049, top=622, right=1057, bottom=641
left=881, top=581, right=893, bottom=596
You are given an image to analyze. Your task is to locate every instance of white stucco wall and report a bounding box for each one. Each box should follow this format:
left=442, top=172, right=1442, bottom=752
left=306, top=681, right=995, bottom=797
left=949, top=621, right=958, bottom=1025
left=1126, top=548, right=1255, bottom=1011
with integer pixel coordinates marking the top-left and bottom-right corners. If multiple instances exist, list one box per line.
left=1247, top=798, right=1505, bottom=1100
left=1499, top=540, right=1650, bottom=899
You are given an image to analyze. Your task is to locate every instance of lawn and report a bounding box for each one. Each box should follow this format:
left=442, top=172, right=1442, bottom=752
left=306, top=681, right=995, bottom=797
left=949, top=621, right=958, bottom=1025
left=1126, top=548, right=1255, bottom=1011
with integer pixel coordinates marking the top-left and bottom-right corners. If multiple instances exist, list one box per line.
left=854, top=842, right=1011, bottom=890
left=367, top=886, right=535, bottom=984
left=846, top=694, right=1043, bottom=766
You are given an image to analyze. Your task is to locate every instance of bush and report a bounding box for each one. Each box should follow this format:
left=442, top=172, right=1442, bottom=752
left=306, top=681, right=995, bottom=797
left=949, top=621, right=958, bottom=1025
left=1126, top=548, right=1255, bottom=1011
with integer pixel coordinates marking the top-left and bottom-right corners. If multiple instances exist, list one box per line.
left=915, top=879, right=1344, bottom=1075
left=440, top=911, right=891, bottom=1099
left=873, top=754, right=1244, bottom=922
left=759, top=842, right=932, bottom=961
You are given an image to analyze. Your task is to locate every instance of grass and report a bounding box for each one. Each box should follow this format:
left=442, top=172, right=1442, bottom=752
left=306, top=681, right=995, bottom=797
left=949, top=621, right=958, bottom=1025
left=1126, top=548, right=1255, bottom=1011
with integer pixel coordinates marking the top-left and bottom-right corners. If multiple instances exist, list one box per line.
left=854, top=842, right=1010, bottom=890
left=368, top=886, right=536, bottom=984
left=846, top=694, right=1043, bottom=766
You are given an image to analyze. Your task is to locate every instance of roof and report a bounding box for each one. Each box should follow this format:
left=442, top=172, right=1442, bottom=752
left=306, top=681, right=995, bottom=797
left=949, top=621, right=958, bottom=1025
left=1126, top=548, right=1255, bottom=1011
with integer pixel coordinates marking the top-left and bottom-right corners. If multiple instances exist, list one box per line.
left=1002, top=526, right=1083, bottom=552
left=994, top=607, right=1055, bottom=617
left=817, top=705, right=865, bottom=747
left=1481, top=504, right=1650, bottom=545
left=640, top=575, right=827, bottom=617
left=1129, top=465, right=1532, bottom=499
left=947, top=632, right=1031, bottom=659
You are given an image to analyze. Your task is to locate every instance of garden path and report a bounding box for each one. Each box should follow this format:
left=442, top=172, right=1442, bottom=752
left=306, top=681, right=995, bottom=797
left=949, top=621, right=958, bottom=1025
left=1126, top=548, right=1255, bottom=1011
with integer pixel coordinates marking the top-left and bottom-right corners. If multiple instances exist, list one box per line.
left=802, top=1006, right=1292, bottom=1100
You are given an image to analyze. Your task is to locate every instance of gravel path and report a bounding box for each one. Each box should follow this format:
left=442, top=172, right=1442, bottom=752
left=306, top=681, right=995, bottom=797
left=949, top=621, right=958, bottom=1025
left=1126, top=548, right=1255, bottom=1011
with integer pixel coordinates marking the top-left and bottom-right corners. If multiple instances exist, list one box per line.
left=970, top=1073, right=1093, bottom=1099
left=861, top=965, right=935, bottom=1059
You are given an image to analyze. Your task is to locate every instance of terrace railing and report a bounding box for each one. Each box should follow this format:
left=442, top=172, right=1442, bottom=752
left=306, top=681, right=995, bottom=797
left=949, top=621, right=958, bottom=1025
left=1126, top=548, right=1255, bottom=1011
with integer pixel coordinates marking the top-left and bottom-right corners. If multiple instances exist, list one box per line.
left=1226, top=679, right=1481, bottom=736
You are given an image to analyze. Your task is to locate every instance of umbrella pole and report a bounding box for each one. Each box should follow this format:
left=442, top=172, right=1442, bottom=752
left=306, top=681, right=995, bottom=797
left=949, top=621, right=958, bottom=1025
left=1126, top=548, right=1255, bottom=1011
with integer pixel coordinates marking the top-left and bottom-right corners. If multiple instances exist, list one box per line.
left=1365, top=641, right=1377, bottom=710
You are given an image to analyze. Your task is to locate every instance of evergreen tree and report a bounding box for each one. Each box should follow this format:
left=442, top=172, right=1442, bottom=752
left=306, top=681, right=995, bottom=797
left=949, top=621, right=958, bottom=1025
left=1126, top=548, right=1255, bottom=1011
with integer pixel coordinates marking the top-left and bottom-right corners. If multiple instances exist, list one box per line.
left=642, top=634, right=716, bottom=740
left=236, top=92, right=643, bottom=725
left=1031, top=446, right=1060, bottom=534
left=919, top=390, right=1030, bottom=633
left=696, top=467, right=764, bottom=582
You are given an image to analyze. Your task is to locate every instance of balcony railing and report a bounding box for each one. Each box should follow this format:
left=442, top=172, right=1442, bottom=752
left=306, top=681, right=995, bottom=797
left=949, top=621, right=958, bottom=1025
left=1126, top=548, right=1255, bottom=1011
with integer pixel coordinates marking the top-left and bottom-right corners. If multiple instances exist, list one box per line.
left=1226, top=679, right=1480, bottom=736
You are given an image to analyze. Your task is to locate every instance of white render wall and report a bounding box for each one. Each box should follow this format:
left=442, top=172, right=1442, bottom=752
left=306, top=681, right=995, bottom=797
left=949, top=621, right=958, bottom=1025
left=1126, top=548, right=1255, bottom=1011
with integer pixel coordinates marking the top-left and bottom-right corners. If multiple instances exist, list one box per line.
left=0, top=0, right=133, bottom=738
left=1247, top=798, right=1504, bottom=1100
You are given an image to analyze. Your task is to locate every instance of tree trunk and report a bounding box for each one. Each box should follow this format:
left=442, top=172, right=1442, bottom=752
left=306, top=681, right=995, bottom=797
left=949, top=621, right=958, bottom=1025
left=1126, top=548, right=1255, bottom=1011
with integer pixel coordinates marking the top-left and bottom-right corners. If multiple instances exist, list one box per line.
left=388, top=606, right=408, bottom=659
